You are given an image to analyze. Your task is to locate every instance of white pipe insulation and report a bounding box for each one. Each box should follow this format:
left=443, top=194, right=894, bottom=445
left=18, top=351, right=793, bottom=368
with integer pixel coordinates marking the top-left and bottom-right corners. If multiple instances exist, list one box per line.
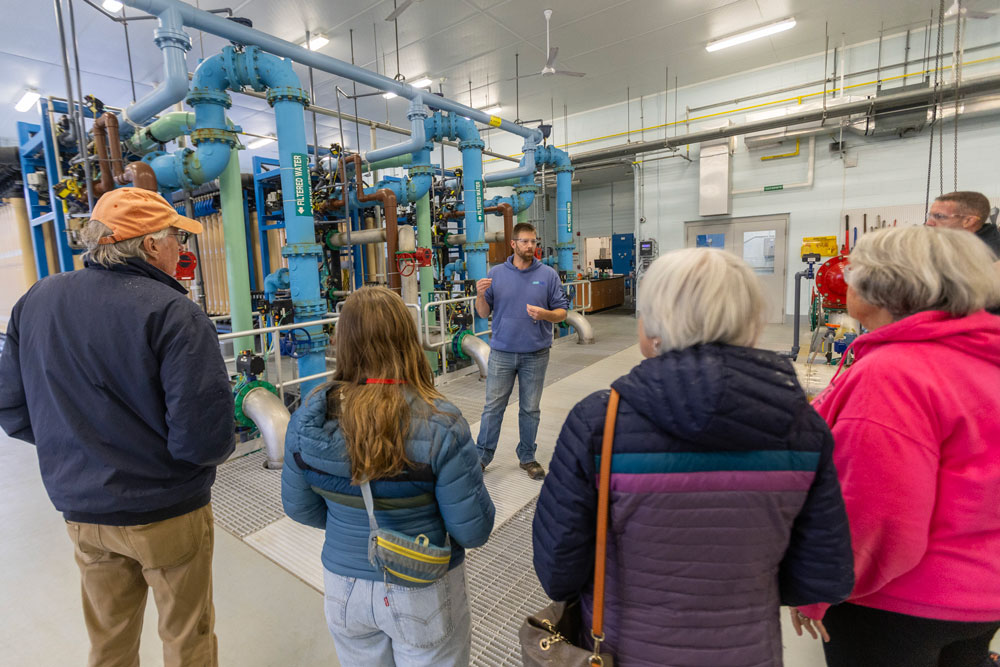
left=565, top=311, right=596, bottom=345
left=241, top=387, right=291, bottom=469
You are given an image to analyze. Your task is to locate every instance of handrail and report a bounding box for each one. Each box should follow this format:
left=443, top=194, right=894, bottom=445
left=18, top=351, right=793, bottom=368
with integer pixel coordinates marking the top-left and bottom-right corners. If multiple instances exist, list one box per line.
left=563, top=279, right=592, bottom=312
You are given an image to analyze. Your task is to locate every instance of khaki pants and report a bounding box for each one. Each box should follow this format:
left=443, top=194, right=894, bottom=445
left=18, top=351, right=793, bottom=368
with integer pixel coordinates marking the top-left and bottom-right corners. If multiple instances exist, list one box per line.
left=65, top=504, right=218, bottom=667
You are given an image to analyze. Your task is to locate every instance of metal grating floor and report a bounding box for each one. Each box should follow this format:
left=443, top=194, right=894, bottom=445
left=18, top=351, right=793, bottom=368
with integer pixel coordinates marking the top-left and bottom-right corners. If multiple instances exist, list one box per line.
left=466, top=498, right=551, bottom=667
left=212, top=449, right=284, bottom=538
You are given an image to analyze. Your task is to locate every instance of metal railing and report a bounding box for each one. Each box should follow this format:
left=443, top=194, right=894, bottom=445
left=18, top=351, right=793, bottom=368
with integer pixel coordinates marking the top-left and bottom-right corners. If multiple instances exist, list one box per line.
left=563, top=279, right=592, bottom=312
left=422, top=295, right=491, bottom=378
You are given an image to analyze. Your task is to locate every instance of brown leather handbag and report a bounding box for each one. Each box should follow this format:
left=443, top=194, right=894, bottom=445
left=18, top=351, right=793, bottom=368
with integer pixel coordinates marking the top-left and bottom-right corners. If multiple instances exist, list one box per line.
left=519, top=389, right=619, bottom=667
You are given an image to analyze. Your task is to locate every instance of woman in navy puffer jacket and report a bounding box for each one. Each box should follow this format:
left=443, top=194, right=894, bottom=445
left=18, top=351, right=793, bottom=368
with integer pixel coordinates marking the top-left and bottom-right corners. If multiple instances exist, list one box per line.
left=282, top=286, right=495, bottom=666
left=532, top=248, right=855, bottom=667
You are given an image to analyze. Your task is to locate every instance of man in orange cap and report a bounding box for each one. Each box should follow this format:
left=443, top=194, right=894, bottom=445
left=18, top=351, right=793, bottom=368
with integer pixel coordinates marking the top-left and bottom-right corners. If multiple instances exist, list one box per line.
left=0, top=187, right=234, bottom=666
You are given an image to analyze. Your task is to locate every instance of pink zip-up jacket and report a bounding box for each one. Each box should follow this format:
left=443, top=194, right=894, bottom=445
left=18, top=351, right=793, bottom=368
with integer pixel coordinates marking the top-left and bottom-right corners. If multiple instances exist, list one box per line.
left=800, top=310, right=1000, bottom=623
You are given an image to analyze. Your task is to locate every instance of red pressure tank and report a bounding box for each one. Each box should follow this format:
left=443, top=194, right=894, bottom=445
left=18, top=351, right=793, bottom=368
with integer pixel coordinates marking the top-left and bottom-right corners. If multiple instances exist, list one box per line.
left=815, top=253, right=849, bottom=309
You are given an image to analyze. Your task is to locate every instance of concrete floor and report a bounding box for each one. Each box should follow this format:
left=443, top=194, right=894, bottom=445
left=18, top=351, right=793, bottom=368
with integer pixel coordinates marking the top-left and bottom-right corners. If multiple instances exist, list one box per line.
left=1, top=309, right=995, bottom=665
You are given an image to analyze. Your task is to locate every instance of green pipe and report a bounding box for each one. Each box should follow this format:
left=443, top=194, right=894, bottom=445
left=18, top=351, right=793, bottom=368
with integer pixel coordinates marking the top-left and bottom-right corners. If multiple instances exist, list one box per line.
left=415, top=192, right=438, bottom=371
left=220, top=147, right=255, bottom=354
left=489, top=176, right=522, bottom=188
left=126, top=112, right=196, bottom=155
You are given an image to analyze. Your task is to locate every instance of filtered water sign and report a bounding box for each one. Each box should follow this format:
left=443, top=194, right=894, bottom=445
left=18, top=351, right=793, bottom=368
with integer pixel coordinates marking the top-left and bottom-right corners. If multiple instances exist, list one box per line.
left=474, top=180, right=484, bottom=224
left=567, top=201, right=573, bottom=234
left=292, top=153, right=313, bottom=217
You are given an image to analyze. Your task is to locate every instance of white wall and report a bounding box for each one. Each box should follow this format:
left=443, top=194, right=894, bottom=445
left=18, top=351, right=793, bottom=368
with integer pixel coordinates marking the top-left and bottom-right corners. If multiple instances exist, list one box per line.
left=483, top=18, right=1000, bottom=316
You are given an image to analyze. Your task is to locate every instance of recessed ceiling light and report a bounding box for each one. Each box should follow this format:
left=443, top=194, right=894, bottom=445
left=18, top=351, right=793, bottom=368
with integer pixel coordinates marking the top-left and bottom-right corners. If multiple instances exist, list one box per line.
left=706, top=18, right=796, bottom=52
left=410, top=77, right=433, bottom=89
left=382, top=91, right=398, bottom=99
left=247, top=136, right=276, bottom=149
left=303, top=34, right=329, bottom=51
left=14, top=89, right=40, bottom=113
left=481, top=105, right=503, bottom=115
left=102, top=0, right=123, bottom=11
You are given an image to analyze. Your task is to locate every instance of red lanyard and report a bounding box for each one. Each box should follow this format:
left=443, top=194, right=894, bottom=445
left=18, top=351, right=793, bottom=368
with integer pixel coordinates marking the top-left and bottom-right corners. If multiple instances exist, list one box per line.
left=362, top=378, right=406, bottom=385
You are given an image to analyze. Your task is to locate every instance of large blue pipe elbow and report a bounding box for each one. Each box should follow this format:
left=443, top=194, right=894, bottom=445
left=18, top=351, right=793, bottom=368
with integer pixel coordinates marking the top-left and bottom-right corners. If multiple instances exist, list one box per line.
left=119, top=7, right=191, bottom=131
left=366, top=97, right=428, bottom=163
left=443, top=260, right=465, bottom=280
left=483, top=140, right=537, bottom=184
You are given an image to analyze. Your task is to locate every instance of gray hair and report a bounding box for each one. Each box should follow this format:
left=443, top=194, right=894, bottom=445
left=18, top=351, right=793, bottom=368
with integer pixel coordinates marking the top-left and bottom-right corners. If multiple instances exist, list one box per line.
left=638, top=247, right=765, bottom=353
left=80, top=219, right=169, bottom=268
left=846, top=225, right=1000, bottom=318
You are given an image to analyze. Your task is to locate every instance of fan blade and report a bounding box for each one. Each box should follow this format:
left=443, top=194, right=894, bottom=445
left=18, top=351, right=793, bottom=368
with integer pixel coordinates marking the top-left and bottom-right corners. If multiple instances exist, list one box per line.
left=507, top=72, right=544, bottom=81
left=384, top=0, right=415, bottom=22
left=555, top=70, right=586, bottom=77
left=546, top=46, right=558, bottom=69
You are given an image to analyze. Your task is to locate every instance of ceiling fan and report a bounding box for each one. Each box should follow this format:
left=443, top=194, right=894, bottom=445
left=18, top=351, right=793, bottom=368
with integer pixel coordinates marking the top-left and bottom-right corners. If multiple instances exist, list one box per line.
left=385, top=0, right=421, bottom=22
left=516, top=9, right=586, bottom=79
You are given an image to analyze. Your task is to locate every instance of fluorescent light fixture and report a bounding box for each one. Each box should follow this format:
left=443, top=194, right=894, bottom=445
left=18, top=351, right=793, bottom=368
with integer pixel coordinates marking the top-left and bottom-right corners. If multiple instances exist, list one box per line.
left=303, top=34, right=329, bottom=51
left=382, top=91, right=398, bottom=99
left=481, top=105, right=503, bottom=115
left=247, top=136, right=276, bottom=149
left=706, top=17, right=796, bottom=52
left=102, top=0, right=124, bottom=11
left=410, top=77, right=433, bottom=89
left=14, top=89, right=40, bottom=113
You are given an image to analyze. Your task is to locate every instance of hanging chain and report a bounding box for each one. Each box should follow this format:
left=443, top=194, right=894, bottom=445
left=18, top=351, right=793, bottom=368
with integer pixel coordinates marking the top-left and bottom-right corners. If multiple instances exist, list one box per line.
left=925, top=0, right=946, bottom=213
left=936, top=0, right=946, bottom=195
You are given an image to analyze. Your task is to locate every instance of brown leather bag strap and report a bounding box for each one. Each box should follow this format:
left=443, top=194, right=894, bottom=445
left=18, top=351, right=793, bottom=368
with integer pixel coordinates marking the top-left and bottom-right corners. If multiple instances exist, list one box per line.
left=591, top=388, right=619, bottom=647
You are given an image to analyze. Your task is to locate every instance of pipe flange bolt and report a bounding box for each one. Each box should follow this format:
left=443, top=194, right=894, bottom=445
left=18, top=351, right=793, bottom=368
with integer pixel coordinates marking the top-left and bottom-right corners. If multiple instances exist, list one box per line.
left=234, top=380, right=277, bottom=428
left=266, top=86, right=311, bottom=107
left=514, top=184, right=540, bottom=194
left=237, top=47, right=268, bottom=92
left=190, top=128, right=237, bottom=147
left=408, top=164, right=434, bottom=177
left=187, top=88, right=233, bottom=109
left=556, top=241, right=575, bottom=249
left=466, top=242, right=489, bottom=252
left=552, top=164, right=575, bottom=174
left=281, top=243, right=323, bottom=258
left=458, top=139, right=485, bottom=151
left=176, top=149, right=199, bottom=191
left=154, top=27, right=192, bottom=52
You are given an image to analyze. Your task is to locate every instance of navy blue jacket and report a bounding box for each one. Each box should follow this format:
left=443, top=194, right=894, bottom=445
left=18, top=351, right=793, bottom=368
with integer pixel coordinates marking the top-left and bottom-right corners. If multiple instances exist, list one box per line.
left=0, top=259, right=234, bottom=525
left=282, top=388, right=495, bottom=579
left=533, top=345, right=854, bottom=666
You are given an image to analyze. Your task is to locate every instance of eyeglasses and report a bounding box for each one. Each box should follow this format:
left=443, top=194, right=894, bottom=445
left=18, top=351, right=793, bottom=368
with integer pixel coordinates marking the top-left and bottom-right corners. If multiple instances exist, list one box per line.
left=170, top=230, right=192, bottom=244
left=513, top=238, right=538, bottom=246
left=926, top=211, right=968, bottom=222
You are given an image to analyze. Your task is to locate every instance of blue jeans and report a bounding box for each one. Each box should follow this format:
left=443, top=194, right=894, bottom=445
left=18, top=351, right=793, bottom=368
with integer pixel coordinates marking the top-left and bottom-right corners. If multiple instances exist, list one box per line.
left=476, top=347, right=550, bottom=466
left=323, top=563, right=471, bottom=667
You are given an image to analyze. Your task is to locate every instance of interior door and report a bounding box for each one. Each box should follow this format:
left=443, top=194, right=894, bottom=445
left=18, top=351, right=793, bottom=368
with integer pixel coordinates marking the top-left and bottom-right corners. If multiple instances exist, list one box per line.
left=684, top=215, right=788, bottom=324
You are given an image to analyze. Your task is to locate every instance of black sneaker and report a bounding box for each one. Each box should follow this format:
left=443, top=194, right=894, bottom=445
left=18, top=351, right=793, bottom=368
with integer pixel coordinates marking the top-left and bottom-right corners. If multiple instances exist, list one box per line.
left=520, top=461, right=546, bottom=480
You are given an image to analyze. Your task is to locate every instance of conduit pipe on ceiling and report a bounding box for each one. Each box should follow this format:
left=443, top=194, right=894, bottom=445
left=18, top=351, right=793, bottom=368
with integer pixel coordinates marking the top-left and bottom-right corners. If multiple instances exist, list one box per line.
left=120, top=0, right=544, bottom=149
left=567, top=73, right=1000, bottom=165
left=732, top=136, right=815, bottom=195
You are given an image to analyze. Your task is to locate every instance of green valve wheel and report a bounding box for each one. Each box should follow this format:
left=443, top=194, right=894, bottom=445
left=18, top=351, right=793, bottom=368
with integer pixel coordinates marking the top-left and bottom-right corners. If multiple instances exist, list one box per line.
left=234, top=380, right=278, bottom=428
left=452, top=330, right=472, bottom=360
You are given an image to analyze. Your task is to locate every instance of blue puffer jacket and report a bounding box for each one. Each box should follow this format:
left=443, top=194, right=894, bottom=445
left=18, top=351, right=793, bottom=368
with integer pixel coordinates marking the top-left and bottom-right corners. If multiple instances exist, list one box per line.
left=282, top=388, right=495, bottom=579
left=533, top=344, right=854, bottom=667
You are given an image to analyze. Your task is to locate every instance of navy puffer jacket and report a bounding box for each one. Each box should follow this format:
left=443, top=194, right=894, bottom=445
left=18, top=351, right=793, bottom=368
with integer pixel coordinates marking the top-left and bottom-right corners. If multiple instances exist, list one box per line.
left=533, top=344, right=854, bottom=667
left=282, top=388, right=495, bottom=579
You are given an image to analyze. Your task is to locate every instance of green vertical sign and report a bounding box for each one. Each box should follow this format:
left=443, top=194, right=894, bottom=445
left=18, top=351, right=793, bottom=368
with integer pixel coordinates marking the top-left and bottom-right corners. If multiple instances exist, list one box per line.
left=292, top=153, right=313, bottom=217
left=566, top=200, right=573, bottom=234
left=474, top=179, right=484, bottom=224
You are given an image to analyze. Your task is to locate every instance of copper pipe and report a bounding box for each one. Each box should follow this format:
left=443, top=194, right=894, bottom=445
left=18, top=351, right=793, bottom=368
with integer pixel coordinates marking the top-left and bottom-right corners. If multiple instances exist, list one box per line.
left=114, top=161, right=158, bottom=192
left=486, top=203, right=514, bottom=259
left=92, top=112, right=125, bottom=197
left=325, top=154, right=401, bottom=293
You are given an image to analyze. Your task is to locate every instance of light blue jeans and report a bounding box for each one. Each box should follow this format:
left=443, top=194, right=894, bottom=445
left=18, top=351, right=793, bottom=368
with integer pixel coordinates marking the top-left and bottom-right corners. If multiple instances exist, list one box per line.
left=323, top=563, right=471, bottom=667
left=476, top=347, right=550, bottom=467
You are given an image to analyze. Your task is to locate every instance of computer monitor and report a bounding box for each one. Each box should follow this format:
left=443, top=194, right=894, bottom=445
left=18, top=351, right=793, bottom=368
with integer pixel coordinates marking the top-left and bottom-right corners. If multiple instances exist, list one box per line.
left=594, top=259, right=613, bottom=271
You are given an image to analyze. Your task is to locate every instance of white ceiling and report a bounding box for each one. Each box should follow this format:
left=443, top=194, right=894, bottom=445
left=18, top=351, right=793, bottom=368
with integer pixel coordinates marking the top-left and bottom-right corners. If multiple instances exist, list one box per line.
left=0, top=0, right=986, bottom=153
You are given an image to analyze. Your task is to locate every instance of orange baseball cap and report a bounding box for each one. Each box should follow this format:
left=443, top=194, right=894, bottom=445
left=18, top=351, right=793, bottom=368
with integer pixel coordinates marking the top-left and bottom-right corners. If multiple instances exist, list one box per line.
left=94, top=187, right=203, bottom=245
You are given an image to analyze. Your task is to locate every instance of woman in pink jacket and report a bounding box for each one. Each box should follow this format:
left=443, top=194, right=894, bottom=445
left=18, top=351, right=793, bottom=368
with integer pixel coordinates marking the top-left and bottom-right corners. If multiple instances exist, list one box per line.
left=793, top=225, right=1000, bottom=667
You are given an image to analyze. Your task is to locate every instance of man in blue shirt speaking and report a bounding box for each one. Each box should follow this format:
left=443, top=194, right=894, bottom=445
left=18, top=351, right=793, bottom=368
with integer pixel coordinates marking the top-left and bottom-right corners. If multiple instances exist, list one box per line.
left=475, top=222, right=569, bottom=479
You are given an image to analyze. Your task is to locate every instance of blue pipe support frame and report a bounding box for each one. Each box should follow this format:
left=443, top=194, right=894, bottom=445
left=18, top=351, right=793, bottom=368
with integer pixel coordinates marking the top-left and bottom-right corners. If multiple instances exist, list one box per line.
left=119, top=6, right=191, bottom=131
left=534, top=145, right=575, bottom=274
left=121, top=0, right=542, bottom=150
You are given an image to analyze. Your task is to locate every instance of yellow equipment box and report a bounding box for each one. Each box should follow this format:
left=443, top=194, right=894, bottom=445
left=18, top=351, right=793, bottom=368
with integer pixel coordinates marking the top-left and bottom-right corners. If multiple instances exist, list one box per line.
left=801, top=236, right=840, bottom=257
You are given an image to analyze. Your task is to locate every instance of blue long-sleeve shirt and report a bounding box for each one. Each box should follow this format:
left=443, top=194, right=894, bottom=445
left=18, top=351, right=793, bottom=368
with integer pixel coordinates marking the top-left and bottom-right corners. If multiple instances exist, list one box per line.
left=483, top=257, right=570, bottom=353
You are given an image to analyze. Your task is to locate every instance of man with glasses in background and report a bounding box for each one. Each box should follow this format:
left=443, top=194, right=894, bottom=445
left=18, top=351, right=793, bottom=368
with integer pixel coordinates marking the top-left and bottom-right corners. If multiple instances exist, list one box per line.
left=926, top=191, right=1000, bottom=257
left=0, top=187, right=234, bottom=666
left=474, top=222, right=569, bottom=479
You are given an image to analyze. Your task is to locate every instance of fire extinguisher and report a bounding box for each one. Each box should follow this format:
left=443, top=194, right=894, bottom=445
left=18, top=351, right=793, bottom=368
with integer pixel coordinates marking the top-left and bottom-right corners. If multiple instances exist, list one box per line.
left=175, top=250, right=197, bottom=281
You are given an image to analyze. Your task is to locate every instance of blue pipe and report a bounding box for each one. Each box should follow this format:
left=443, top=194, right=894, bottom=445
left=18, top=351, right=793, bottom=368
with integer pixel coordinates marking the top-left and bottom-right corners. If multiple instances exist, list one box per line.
left=443, top=260, right=465, bottom=280
left=485, top=181, right=537, bottom=215
left=535, top=145, right=575, bottom=274
left=263, top=268, right=289, bottom=303
left=118, top=6, right=191, bottom=130
left=483, top=139, right=536, bottom=184
left=121, top=0, right=543, bottom=146
left=352, top=147, right=434, bottom=207
left=365, top=97, right=428, bottom=163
